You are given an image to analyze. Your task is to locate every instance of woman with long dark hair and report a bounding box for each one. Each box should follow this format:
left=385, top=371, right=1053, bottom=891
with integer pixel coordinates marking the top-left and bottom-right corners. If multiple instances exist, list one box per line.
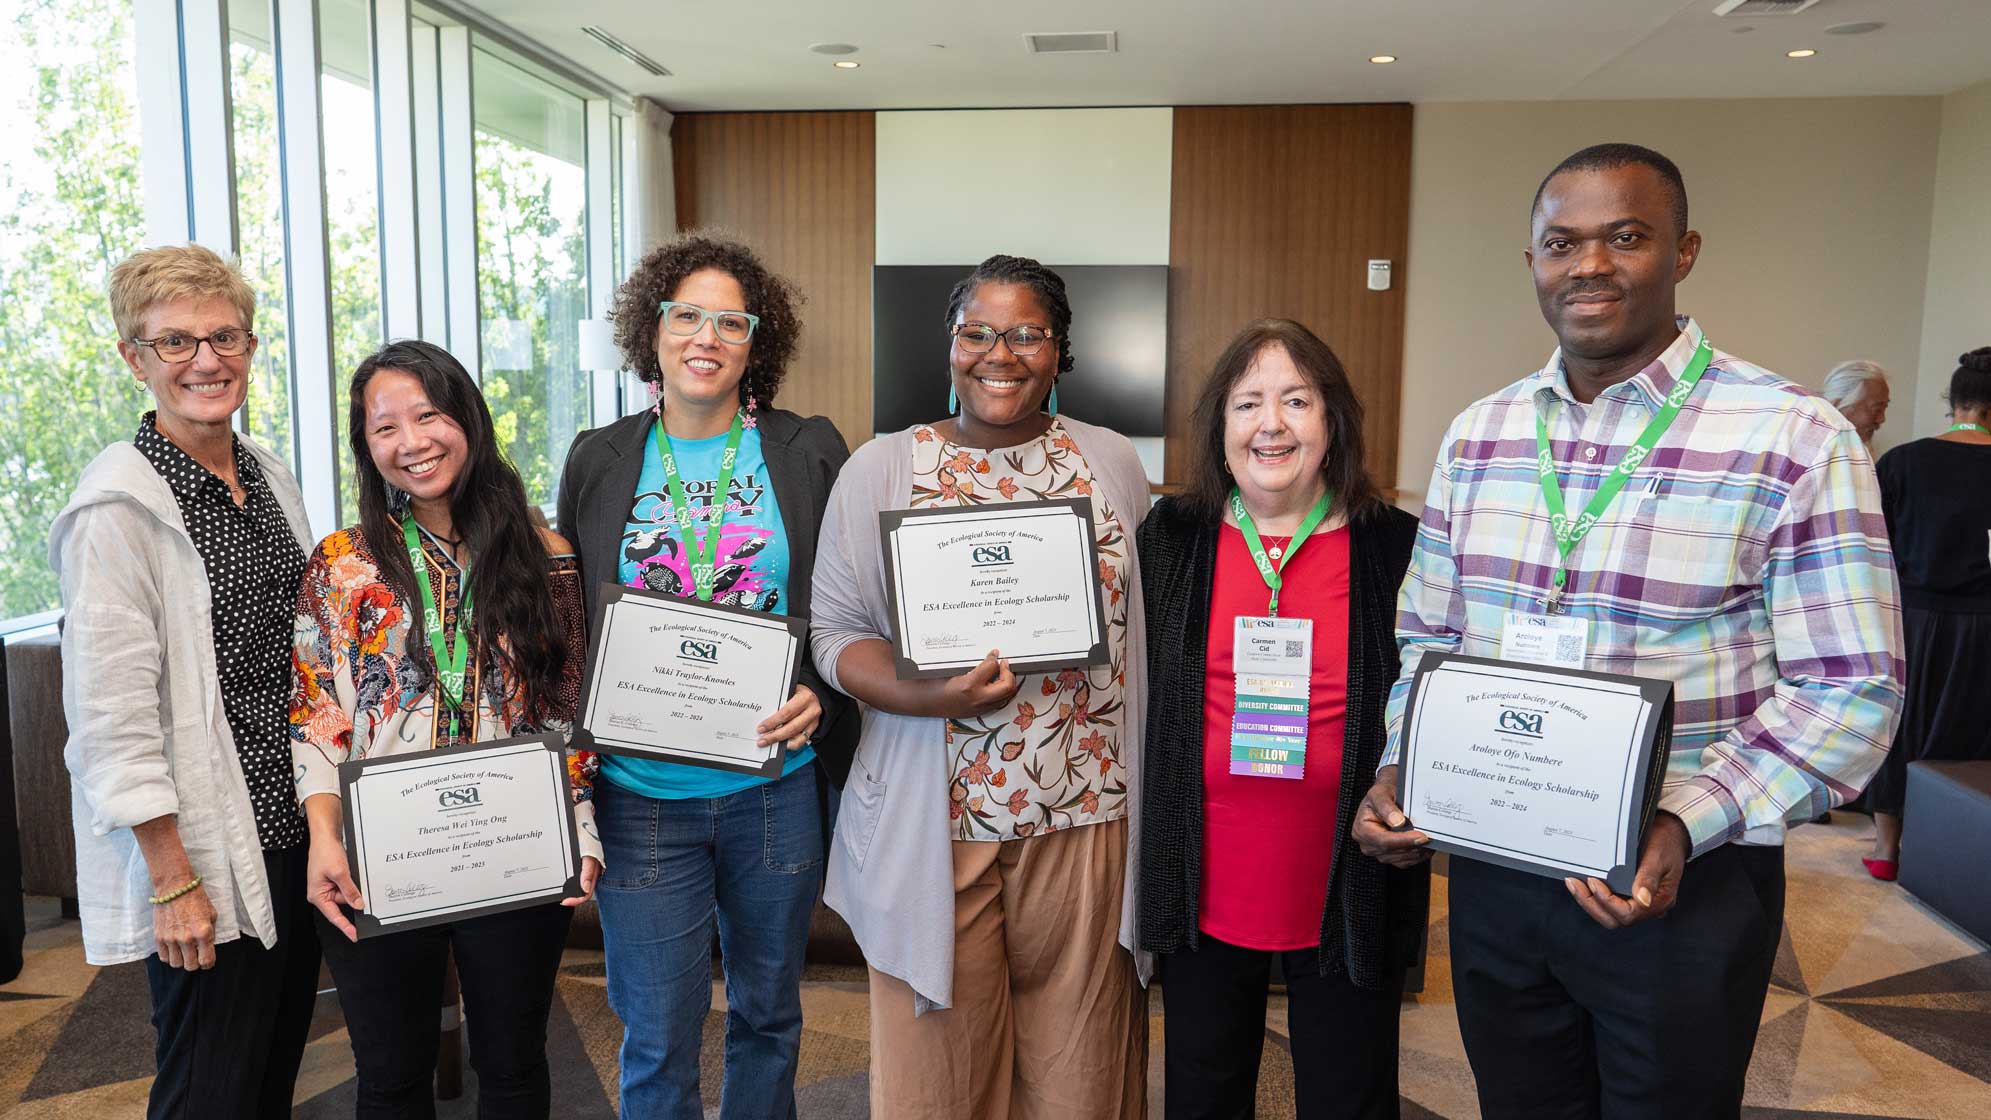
left=291, top=339, right=600, bottom=1117
left=1139, top=319, right=1427, bottom=1118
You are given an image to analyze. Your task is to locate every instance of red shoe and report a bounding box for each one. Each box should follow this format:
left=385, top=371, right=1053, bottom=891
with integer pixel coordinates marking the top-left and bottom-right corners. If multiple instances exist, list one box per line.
left=1862, top=857, right=1898, bottom=882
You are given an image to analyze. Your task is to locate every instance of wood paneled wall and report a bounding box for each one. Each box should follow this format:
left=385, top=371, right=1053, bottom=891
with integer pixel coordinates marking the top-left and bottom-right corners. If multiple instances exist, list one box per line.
left=1167, top=105, right=1413, bottom=487
left=672, top=112, right=876, bottom=443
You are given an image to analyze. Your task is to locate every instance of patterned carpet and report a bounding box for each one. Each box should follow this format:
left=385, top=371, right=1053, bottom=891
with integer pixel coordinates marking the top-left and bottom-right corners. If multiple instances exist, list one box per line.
left=0, top=816, right=1985, bottom=1117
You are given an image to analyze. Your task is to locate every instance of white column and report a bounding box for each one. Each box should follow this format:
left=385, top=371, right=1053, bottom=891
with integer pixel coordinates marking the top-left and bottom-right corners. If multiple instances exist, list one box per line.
left=369, top=0, right=422, bottom=338
left=272, top=0, right=342, bottom=533
left=410, top=23, right=450, bottom=343
left=133, top=0, right=237, bottom=251
left=438, top=26, right=480, bottom=378
left=584, top=98, right=620, bottom=423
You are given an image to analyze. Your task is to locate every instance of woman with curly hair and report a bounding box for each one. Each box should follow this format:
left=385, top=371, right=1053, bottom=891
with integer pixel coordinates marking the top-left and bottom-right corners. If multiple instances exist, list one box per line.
left=1861, top=347, right=1991, bottom=880
left=555, top=232, right=854, bottom=1118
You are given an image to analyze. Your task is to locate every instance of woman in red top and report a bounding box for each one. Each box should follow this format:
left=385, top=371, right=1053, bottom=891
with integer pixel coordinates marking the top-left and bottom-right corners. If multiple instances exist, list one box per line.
left=1138, top=320, right=1427, bottom=1119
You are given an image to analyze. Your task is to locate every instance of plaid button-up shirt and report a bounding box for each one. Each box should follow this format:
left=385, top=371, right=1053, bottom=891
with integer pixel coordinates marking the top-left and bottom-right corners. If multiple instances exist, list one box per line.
left=1382, top=318, right=1904, bottom=858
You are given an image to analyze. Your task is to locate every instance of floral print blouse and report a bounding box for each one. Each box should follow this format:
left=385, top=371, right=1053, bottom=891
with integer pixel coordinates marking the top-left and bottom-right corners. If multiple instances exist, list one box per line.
left=289, top=524, right=602, bottom=862
left=911, top=420, right=1132, bottom=841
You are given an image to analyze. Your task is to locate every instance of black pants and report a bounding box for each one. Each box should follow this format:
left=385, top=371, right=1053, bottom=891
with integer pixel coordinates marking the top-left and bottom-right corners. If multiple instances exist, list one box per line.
left=317, top=900, right=572, bottom=1119
left=1448, top=844, right=1785, bottom=1120
left=1161, top=933, right=1406, bottom=1120
left=145, top=844, right=320, bottom=1120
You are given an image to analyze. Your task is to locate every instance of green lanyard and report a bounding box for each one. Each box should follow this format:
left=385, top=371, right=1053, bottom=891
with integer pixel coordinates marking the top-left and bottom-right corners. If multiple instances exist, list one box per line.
left=1949, top=423, right=1988, bottom=434
left=1534, top=336, right=1714, bottom=613
left=654, top=410, right=746, bottom=601
left=1230, top=487, right=1333, bottom=617
left=402, top=516, right=473, bottom=738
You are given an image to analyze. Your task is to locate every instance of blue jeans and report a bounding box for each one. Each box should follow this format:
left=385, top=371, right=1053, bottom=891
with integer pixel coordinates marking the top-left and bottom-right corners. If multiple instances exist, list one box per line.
left=594, top=762, right=822, bottom=1120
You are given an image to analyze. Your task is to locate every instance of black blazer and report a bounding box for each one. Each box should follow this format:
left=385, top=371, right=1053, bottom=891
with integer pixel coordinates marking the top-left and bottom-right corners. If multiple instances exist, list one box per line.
left=1135, top=495, right=1429, bottom=988
left=555, top=406, right=860, bottom=787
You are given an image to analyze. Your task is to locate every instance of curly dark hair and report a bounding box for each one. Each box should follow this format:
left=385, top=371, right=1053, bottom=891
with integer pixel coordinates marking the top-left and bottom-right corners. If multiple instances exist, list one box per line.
left=609, top=232, right=803, bottom=407
left=943, top=254, right=1075, bottom=375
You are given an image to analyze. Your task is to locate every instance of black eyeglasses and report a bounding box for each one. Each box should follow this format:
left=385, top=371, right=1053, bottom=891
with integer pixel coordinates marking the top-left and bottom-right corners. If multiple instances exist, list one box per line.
left=952, top=322, right=1053, bottom=357
left=129, top=328, right=256, bottom=362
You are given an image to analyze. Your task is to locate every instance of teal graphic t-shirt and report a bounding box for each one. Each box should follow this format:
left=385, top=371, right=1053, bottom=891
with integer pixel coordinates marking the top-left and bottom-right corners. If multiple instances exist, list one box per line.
left=606, top=419, right=815, bottom=799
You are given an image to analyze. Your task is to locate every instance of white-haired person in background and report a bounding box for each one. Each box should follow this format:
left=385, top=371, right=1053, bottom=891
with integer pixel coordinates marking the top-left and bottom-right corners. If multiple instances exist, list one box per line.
left=1823, top=359, right=1892, bottom=447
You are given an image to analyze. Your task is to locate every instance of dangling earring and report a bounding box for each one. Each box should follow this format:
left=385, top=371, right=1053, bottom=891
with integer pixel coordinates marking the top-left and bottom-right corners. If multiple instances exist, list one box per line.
left=947, top=382, right=959, bottom=416
left=1047, top=381, right=1059, bottom=417
left=742, top=377, right=760, bottom=430
left=385, top=481, right=410, bottom=518
left=646, top=376, right=663, bottom=417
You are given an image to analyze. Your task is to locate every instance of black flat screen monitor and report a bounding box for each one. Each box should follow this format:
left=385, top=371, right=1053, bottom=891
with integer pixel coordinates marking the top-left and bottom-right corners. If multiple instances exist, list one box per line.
left=871, top=264, right=1168, bottom=436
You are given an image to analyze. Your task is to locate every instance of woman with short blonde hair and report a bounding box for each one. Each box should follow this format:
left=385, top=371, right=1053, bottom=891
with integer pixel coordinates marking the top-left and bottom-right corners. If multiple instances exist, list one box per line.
left=52, top=243, right=319, bottom=1118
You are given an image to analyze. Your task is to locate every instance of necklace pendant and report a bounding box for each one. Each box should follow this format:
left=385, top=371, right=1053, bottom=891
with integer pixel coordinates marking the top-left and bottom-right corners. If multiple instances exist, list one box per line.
left=1267, top=544, right=1284, bottom=560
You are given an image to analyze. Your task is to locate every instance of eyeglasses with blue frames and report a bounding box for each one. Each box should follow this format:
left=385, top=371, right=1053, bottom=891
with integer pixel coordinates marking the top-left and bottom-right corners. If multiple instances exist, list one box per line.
left=658, top=301, right=759, bottom=344
left=128, top=328, right=256, bottom=363
left=951, top=322, right=1053, bottom=357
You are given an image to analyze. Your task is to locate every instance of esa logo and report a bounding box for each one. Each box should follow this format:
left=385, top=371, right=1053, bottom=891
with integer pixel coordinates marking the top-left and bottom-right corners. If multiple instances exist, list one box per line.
left=1497, top=708, right=1545, bottom=737
left=438, top=785, right=481, bottom=810
left=678, top=639, right=719, bottom=664
left=971, top=544, right=1013, bottom=566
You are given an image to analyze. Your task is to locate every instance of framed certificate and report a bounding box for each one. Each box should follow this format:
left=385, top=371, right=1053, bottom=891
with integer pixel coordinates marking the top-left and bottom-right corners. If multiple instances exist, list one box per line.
left=573, top=583, right=803, bottom=776
left=1398, top=653, right=1673, bottom=895
left=880, top=498, right=1109, bottom=679
left=339, top=734, right=583, bottom=939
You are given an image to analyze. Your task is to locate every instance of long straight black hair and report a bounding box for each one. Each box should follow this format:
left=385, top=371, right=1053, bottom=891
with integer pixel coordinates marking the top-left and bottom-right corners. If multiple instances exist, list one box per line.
left=1181, top=318, right=1384, bottom=525
left=347, top=339, right=565, bottom=720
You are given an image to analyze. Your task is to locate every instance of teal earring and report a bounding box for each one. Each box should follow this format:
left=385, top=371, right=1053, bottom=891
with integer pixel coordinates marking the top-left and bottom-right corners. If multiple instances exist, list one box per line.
left=1047, top=382, right=1059, bottom=417
left=947, top=382, right=959, bottom=415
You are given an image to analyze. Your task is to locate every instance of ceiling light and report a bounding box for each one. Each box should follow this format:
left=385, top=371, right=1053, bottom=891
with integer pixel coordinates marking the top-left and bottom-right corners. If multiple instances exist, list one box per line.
left=833, top=60, right=860, bottom=69
left=810, top=42, right=859, bottom=55
left=1786, top=48, right=1817, bottom=59
left=1824, top=21, right=1885, bottom=36
left=1369, top=54, right=1397, bottom=65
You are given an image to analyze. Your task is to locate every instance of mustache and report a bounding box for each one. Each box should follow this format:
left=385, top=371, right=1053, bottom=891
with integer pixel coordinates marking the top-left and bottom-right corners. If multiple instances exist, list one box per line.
left=1559, top=279, right=1624, bottom=303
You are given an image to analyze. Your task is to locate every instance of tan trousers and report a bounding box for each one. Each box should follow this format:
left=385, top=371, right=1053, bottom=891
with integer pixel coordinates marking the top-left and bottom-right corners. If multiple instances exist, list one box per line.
left=868, top=817, right=1148, bottom=1120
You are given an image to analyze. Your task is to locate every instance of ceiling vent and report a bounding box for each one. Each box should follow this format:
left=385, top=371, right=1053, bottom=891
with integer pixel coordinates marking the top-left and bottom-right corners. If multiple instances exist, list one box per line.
left=581, top=27, right=671, bottom=77
left=1712, top=0, right=1823, bottom=15
left=1024, top=32, right=1117, bottom=54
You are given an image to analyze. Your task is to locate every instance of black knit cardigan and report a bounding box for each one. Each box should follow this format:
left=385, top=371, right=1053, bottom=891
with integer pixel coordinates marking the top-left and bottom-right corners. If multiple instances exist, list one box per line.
left=1135, top=495, right=1431, bottom=988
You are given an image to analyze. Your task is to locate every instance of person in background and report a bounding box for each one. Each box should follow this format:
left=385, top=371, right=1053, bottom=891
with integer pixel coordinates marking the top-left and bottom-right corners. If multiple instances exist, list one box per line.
left=1823, top=359, right=1892, bottom=447
left=51, top=244, right=319, bottom=1119
left=812, top=254, right=1151, bottom=1119
left=292, top=339, right=601, bottom=1118
left=1354, top=143, right=1903, bottom=1118
left=1860, top=347, right=1991, bottom=880
left=556, top=232, right=854, bottom=1120
left=1139, top=319, right=1427, bottom=1119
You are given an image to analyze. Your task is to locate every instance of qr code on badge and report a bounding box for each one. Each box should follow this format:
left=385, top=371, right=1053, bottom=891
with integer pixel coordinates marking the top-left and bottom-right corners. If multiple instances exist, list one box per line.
left=1555, top=633, right=1583, bottom=663
left=1285, top=640, right=1305, bottom=658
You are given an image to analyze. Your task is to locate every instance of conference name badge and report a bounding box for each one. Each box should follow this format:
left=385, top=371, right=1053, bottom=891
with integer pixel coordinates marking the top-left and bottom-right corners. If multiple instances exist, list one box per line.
left=1230, top=616, right=1311, bottom=779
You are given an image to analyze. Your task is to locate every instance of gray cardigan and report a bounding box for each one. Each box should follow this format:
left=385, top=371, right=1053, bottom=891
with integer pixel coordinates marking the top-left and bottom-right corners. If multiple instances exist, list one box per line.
left=811, top=417, right=1153, bottom=1012
left=556, top=406, right=859, bottom=784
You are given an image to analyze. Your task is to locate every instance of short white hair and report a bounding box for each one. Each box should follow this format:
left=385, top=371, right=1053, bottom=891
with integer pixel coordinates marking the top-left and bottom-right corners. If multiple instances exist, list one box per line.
left=1822, top=360, right=1889, bottom=409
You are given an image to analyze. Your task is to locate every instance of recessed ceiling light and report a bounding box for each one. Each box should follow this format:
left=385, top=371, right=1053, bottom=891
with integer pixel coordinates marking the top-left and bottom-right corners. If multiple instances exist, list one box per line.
left=1786, top=48, right=1817, bottom=59
left=1369, top=54, right=1397, bottom=65
left=833, top=60, right=860, bottom=69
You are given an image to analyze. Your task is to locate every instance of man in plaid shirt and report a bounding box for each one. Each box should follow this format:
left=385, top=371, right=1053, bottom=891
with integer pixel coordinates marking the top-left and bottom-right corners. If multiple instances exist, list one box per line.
left=1354, top=144, right=1902, bottom=1118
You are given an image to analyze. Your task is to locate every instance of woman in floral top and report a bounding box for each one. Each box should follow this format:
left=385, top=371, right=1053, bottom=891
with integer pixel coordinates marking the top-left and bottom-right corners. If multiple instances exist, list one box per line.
left=291, top=340, right=599, bottom=1118
left=813, top=255, right=1151, bottom=1119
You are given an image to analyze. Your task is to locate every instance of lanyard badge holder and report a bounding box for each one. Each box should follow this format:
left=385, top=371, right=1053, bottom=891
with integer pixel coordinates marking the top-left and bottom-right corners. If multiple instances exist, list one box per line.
left=403, top=516, right=473, bottom=739
left=656, top=411, right=746, bottom=602
left=1227, top=488, right=1329, bottom=779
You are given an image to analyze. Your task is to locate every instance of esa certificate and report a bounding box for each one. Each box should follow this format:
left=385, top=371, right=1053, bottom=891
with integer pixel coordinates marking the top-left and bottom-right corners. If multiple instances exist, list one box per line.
left=339, top=735, right=582, bottom=938
left=880, top=498, right=1109, bottom=679
left=1398, top=654, right=1672, bottom=890
left=573, top=584, right=803, bottom=776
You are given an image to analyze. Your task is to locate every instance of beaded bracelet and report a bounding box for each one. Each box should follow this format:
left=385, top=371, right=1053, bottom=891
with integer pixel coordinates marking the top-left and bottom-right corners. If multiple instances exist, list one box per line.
left=147, top=875, right=203, bottom=906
